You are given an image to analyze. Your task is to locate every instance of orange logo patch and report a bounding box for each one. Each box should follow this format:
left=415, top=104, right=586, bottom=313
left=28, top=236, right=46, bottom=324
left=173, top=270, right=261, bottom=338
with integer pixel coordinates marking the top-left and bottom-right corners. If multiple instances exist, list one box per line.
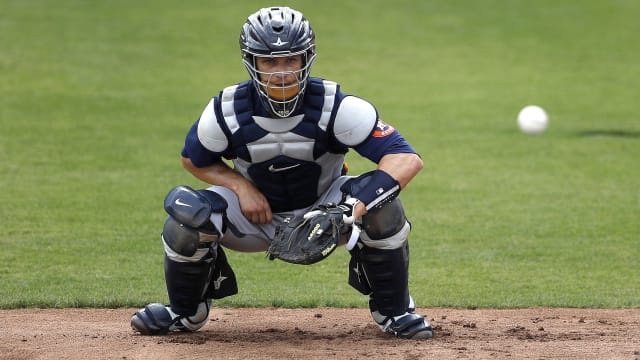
left=372, top=120, right=395, bottom=138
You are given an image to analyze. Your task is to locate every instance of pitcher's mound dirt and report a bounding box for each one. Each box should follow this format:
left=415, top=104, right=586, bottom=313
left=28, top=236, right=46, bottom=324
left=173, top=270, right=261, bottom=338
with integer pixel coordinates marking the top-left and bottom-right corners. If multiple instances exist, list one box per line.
left=1, top=307, right=639, bottom=359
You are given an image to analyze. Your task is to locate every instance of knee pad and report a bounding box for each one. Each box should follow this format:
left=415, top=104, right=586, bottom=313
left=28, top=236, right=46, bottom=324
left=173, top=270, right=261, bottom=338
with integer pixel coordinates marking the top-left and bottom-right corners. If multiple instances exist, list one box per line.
left=164, top=185, right=227, bottom=227
left=163, top=185, right=228, bottom=258
left=360, top=198, right=410, bottom=250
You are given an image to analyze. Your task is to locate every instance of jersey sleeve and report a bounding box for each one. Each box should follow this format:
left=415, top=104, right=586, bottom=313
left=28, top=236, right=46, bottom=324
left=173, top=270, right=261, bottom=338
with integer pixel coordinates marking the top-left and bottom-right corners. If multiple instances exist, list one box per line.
left=331, top=93, right=417, bottom=164
left=352, top=120, right=418, bottom=163
left=181, top=97, right=229, bottom=168
left=181, top=121, right=224, bottom=167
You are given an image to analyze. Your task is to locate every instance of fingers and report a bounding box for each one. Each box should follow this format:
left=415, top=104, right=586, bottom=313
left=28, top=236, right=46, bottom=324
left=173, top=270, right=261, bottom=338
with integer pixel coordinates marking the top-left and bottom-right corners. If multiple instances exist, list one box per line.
left=245, top=210, right=271, bottom=224
left=236, top=184, right=273, bottom=224
left=244, top=206, right=272, bottom=224
left=240, top=196, right=272, bottom=224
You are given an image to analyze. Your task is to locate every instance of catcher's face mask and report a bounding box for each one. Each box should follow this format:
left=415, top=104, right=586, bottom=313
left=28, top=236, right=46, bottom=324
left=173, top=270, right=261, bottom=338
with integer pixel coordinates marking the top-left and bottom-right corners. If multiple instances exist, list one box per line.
left=239, top=6, right=316, bottom=118
left=243, top=51, right=315, bottom=118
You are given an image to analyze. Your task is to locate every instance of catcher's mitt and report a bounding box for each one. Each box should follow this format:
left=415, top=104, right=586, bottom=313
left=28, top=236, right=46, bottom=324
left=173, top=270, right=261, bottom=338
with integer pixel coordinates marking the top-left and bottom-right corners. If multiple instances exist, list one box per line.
left=268, top=204, right=345, bottom=265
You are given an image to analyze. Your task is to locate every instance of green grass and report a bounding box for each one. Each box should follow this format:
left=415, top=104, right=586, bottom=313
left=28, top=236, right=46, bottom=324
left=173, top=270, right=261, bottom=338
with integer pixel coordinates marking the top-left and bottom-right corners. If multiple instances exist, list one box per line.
left=1, top=0, right=638, bottom=309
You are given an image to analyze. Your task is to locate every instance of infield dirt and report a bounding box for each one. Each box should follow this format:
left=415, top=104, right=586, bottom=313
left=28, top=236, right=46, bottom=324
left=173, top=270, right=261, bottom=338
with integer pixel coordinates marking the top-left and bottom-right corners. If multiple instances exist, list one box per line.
left=1, top=307, right=639, bottom=359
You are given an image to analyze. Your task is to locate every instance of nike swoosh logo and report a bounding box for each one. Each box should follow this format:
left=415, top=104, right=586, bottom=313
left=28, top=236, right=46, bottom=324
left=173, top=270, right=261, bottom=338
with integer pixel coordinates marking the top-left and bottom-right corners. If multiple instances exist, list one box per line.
left=174, top=198, right=192, bottom=207
left=268, top=163, right=301, bottom=172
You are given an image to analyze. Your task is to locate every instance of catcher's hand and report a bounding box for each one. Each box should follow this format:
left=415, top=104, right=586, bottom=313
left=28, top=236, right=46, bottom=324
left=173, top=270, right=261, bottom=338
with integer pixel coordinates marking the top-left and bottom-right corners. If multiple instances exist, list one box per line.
left=268, top=204, right=345, bottom=265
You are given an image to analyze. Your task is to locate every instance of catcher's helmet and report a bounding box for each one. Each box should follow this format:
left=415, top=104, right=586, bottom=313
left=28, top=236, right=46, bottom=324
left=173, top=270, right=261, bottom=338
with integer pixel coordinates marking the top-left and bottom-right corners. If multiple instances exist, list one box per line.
left=240, top=7, right=316, bottom=117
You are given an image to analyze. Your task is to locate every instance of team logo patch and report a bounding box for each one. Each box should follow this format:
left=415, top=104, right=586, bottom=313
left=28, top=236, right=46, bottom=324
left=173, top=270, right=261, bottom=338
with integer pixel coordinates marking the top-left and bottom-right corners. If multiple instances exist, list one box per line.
left=372, top=120, right=395, bottom=138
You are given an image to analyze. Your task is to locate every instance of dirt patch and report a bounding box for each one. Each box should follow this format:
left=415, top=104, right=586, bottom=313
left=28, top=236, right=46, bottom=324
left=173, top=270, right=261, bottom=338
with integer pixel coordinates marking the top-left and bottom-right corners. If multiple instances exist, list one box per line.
left=1, top=307, right=639, bottom=359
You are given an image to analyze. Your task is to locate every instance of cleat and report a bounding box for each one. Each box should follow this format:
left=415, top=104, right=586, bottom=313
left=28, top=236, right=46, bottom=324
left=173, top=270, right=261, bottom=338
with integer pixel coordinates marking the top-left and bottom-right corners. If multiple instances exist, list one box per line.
left=131, top=301, right=210, bottom=335
left=372, top=312, right=434, bottom=339
left=130, top=303, right=185, bottom=335
left=370, top=297, right=434, bottom=339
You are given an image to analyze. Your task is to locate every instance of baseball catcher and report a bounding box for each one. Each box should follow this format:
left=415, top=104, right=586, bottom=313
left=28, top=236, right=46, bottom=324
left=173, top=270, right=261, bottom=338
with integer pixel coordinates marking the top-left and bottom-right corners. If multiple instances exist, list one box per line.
left=131, top=6, right=433, bottom=340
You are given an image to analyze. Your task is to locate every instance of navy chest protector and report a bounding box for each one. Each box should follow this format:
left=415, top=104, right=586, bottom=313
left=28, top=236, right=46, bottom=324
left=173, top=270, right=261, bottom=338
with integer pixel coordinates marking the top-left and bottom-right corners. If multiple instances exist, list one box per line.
left=221, top=79, right=347, bottom=212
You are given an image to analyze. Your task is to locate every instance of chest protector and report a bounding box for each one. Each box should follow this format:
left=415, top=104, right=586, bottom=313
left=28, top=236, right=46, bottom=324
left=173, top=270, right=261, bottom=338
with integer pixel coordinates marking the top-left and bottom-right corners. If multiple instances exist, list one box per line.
left=215, top=78, right=348, bottom=212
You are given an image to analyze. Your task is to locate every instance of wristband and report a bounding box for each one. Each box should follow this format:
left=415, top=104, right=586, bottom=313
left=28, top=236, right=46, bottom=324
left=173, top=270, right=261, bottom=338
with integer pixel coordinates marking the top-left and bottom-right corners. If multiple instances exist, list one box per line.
left=340, top=170, right=401, bottom=210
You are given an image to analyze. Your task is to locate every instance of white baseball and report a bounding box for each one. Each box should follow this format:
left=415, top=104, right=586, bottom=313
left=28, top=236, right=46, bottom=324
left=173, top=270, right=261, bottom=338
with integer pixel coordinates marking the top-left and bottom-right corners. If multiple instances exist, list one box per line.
left=517, top=105, right=548, bottom=135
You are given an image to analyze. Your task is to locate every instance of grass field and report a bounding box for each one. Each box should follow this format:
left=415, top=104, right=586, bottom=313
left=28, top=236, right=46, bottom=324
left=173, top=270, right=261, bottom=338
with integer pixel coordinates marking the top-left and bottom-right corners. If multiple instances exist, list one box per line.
left=1, top=0, right=638, bottom=309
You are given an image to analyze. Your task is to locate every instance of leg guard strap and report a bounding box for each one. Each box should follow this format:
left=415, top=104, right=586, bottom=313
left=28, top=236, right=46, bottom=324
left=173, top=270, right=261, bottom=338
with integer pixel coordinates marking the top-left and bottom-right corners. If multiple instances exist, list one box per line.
left=205, top=246, right=238, bottom=300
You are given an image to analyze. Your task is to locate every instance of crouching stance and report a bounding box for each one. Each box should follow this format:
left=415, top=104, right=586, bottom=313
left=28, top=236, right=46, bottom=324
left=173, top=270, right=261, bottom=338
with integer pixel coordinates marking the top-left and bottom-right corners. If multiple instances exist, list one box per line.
left=132, top=6, right=432, bottom=340
left=132, top=183, right=432, bottom=339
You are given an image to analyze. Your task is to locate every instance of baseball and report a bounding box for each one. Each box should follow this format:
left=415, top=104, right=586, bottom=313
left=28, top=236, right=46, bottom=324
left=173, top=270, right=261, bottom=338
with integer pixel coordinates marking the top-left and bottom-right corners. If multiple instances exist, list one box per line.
left=517, top=105, right=548, bottom=135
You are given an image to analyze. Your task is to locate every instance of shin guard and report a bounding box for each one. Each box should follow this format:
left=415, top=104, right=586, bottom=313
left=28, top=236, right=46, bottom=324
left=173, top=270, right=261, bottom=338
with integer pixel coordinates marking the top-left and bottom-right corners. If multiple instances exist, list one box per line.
left=164, top=249, right=215, bottom=316
left=357, top=243, right=410, bottom=317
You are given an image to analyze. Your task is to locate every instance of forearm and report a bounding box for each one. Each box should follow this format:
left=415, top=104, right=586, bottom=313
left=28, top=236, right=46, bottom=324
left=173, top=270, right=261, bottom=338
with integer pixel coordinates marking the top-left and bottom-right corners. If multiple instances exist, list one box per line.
left=376, top=153, right=423, bottom=189
left=182, top=156, right=272, bottom=223
left=351, top=153, right=423, bottom=219
left=181, top=157, right=249, bottom=191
